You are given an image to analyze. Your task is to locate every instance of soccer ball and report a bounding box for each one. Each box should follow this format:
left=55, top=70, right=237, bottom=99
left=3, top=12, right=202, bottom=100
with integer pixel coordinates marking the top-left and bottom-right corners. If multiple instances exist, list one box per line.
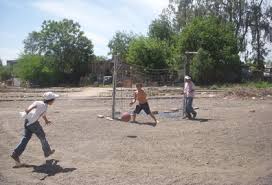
left=121, top=112, right=131, bottom=122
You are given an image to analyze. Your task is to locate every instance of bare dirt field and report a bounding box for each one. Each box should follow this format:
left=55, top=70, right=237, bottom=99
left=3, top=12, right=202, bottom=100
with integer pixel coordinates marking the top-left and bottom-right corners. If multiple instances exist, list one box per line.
left=1, top=88, right=272, bottom=185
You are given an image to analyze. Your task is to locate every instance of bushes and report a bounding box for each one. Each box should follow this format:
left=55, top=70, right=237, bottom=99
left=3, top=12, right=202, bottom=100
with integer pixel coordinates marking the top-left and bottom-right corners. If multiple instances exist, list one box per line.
left=14, top=55, right=58, bottom=86
left=0, top=66, right=12, bottom=81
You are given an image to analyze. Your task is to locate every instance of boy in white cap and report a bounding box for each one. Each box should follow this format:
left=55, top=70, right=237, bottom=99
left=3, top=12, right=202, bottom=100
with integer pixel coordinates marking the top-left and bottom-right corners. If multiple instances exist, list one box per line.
left=184, top=76, right=197, bottom=119
left=10, top=92, right=59, bottom=165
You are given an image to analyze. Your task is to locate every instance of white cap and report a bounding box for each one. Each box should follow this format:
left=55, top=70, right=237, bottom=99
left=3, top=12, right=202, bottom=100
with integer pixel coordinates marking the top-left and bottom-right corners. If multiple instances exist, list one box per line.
left=184, top=75, right=191, bottom=80
left=43, top=92, right=59, bottom=101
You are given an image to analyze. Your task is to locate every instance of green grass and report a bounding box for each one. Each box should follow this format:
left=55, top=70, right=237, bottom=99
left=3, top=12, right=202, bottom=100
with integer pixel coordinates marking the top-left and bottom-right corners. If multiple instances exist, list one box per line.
left=242, top=81, right=272, bottom=88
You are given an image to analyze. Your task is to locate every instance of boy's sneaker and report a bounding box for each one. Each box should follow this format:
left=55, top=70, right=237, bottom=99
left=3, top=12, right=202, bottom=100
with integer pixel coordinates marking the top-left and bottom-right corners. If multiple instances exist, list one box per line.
left=45, top=149, right=55, bottom=158
left=192, top=112, right=197, bottom=119
left=153, top=120, right=159, bottom=126
left=10, top=153, right=20, bottom=164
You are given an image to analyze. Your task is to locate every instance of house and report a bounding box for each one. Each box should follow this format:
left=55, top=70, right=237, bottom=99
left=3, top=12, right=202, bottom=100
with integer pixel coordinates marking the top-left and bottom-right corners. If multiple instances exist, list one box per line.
left=6, top=60, right=18, bottom=67
left=264, top=64, right=272, bottom=80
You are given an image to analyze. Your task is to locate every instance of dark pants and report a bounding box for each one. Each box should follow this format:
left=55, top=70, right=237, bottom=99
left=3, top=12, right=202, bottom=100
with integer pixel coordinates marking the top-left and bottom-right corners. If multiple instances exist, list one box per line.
left=13, top=120, right=52, bottom=157
left=133, top=102, right=151, bottom=115
left=186, top=97, right=196, bottom=115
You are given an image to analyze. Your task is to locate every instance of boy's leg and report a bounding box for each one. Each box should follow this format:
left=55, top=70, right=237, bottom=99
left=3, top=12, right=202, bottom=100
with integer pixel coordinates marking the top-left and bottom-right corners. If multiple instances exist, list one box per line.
left=190, top=98, right=197, bottom=118
left=28, top=121, right=53, bottom=157
left=187, top=97, right=196, bottom=119
left=131, top=104, right=141, bottom=122
left=131, top=114, right=136, bottom=122
left=12, top=128, right=33, bottom=162
left=143, top=103, right=158, bottom=124
left=185, top=98, right=192, bottom=119
left=149, top=113, right=158, bottom=124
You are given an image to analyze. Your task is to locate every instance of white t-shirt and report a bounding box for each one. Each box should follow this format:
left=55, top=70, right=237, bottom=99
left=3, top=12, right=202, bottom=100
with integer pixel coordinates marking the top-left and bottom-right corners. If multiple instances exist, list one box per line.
left=25, top=101, right=48, bottom=126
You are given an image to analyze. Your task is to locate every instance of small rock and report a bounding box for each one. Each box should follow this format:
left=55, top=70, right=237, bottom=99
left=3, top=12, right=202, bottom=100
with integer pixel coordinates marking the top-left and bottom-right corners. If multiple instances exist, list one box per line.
left=252, top=97, right=256, bottom=100
left=170, top=108, right=179, bottom=112
left=105, top=117, right=113, bottom=121
left=152, top=111, right=159, bottom=114
left=249, top=110, right=255, bottom=113
left=97, top=114, right=104, bottom=118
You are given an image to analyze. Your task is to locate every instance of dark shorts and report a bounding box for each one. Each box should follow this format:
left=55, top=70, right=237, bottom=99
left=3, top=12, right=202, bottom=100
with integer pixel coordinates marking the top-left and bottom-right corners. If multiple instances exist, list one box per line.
left=133, top=102, right=151, bottom=115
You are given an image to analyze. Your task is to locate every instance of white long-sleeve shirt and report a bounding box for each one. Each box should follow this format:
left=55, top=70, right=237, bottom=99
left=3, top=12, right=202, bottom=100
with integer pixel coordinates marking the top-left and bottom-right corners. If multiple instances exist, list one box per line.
left=25, top=101, right=48, bottom=126
left=184, top=81, right=195, bottom=98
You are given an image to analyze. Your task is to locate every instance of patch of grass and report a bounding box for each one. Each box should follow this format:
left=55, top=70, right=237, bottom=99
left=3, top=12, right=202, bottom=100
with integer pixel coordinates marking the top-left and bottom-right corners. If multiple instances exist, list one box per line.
left=242, top=81, right=272, bottom=89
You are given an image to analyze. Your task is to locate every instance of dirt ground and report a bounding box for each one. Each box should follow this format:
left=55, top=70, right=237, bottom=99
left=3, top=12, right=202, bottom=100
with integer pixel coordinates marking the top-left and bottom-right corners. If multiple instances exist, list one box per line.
left=1, top=89, right=272, bottom=185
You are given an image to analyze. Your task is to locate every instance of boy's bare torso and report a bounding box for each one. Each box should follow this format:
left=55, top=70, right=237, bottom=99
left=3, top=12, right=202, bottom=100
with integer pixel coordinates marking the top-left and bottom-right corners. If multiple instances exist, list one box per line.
left=135, top=89, right=147, bottom=104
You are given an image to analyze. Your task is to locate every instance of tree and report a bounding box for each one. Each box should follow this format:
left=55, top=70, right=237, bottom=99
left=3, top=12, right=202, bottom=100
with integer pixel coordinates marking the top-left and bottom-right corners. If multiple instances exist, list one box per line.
left=247, top=0, right=271, bottom=70
left=148, top=14, right=175, bottom=42
left=14, top=54, right=58, bottom=86
left=0, top=66, right=12, bottom=81
left=24, top=19, right=94, bottom=83
left=166, top=0, right=272, bottom=69
left=179, top=16, right=241, bottom=84
left=0, top=58, right=2, bottom=67
left=108, top=31, right=136, bottom=60
left=126, top=37, right=174, bottom=69
left=191, top=48, right=215, bottom=84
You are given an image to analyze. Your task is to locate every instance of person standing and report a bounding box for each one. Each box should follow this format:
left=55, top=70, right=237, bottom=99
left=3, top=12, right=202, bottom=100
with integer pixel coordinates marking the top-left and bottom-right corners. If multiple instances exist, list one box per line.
left=184, top=76, right=197, bottom=119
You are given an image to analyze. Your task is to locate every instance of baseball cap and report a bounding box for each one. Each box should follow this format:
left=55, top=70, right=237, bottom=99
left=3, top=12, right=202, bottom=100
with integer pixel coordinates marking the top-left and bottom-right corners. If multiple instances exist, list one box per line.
left=184, top=75, right=191, bottom=80
left=43, top=92, right=59, bottom=101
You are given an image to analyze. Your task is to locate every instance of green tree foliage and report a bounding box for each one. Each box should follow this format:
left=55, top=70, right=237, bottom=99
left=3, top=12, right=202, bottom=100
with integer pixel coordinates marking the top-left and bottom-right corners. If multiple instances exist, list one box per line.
left=166, top=0, right=272, bottom=70
left=180, top=17, right=241, bottom=84
left=0, top=65, right=12, bottom=81
left=191, top=48, right=215, bottom=84
left=148, top=14, right=175, bottom=42
left=126, top=37, right=175, bottom=69
left=248, top=0, right=271, bottom=70
left=23, top=19, right=94, bottom=84
left=108, top=31, right=136, bottom=60
left=14, top=54, right=58, bottom=86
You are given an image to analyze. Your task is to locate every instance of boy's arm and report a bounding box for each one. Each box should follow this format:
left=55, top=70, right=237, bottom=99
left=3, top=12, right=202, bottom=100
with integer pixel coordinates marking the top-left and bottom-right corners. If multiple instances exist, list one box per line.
left=25, top=102, right=37, bottom=114
left=42, top=115, right=51, bottom=125
left=129, top=92, right=137, bottom=105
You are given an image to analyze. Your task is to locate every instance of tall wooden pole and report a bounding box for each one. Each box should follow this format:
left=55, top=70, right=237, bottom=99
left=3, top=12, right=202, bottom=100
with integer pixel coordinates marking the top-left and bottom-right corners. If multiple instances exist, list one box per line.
left=112, top=55, right=117, bottom=119
left=183, top=55, right=187, bottom=118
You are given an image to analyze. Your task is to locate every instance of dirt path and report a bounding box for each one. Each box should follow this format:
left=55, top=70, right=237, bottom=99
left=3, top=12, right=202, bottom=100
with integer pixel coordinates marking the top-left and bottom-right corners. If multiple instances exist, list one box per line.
left=67, top=87, right=112, bottom=98
left=1, top=98, right=272, bottom=185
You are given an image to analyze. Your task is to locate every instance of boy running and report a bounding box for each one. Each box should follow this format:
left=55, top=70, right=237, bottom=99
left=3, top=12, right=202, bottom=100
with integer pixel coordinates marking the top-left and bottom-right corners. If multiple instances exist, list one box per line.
left=11, top=92, right=59, bottom=165
left=129, top=83, right=158, bottom=125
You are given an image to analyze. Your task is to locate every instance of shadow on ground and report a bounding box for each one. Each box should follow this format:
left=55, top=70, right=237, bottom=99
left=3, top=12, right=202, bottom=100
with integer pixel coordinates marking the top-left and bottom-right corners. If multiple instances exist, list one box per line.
left=189, top=118, right=211, bottom=122
left=129, top=121, right=157, bottom=127
left=13, top=159, right=76, bottom=180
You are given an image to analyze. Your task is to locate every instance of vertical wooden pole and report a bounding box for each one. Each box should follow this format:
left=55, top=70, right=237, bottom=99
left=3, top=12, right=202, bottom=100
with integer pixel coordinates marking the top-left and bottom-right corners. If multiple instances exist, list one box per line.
left=112, top=55, right=117, bottom=119
left=183, top=55, right=187, bottom=118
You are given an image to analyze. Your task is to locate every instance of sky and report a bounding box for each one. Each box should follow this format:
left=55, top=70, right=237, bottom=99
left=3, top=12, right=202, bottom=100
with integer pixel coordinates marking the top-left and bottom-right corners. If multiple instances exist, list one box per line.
left=0, top=0, right=169, bottom=64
